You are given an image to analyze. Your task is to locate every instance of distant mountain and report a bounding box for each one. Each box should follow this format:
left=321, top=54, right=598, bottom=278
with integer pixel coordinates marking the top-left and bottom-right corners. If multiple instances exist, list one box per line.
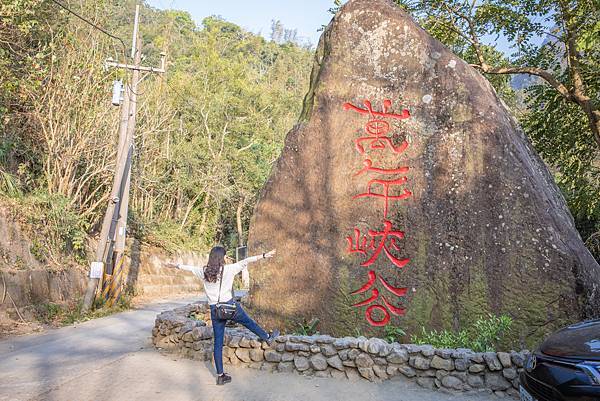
left=509, top=32, right=562, bottom=91
left=511, top=73, right=538, bottom=90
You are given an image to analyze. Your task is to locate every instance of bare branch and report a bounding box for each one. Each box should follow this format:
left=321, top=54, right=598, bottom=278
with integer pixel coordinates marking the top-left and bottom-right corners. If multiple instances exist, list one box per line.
left=470, top=64, right=573, bottom=101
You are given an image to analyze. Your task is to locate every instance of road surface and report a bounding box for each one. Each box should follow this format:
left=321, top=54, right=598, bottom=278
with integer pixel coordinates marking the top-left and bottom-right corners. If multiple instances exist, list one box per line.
left=0, top=297, right=499, bottom=401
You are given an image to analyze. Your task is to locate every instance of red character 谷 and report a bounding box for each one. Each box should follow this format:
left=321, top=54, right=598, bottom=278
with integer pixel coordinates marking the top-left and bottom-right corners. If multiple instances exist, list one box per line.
left=350, top=270, right=407, bottom=326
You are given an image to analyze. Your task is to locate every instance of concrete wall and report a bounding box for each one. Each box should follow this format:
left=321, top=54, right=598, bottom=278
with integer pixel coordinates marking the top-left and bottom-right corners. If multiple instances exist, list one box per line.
left=126, top=241, right=205, bottom=298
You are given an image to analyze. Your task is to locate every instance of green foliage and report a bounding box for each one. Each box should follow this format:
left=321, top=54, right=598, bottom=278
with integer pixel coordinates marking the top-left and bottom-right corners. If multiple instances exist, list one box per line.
left=34, top=302, right=63, bottom=323
left=412, top=326, right=470, bottom=349
left=1, top=1, right=312, bottom=260
left=586, top=232, right=600, bottom=262
left=411, top=314, right=513, bottom=352
left=295, top=317, right=320, bottom=336
left=471, top=314, right=513, bottom=352
left=395, top=0, right=600, bottom=254
left=127, top=13, right=312, bottom=251
left=33, top=294, right=132, bottom=326
left=327, top=0, right=343, bottom=16
left=393, top=0, right=517, bottom=104
left=4, top=191, right=89, bottom=264
left=0, top=170, right=21, bottom=197
left=384, top=325, right=407, bottom=343
left=26, top=193, right=88, bottom=263
left=522, top=79, right=600, bottom=224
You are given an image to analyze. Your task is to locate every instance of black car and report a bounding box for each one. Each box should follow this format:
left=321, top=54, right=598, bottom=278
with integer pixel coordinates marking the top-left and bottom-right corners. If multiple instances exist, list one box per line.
left=520, top=319, right=600, bottom=401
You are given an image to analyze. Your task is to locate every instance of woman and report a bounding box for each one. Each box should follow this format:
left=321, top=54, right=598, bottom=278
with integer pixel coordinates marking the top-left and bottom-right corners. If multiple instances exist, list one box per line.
left=166, top=246, right=279, bottom=385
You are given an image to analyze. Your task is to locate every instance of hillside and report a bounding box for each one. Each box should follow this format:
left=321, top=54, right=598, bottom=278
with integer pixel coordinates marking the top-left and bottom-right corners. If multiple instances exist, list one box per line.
left=0, top=0, right=312, bottom=330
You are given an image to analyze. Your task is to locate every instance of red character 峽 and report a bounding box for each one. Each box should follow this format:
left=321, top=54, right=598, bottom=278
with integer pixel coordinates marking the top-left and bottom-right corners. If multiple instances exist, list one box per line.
left=346, top=220, right=410, bottom=268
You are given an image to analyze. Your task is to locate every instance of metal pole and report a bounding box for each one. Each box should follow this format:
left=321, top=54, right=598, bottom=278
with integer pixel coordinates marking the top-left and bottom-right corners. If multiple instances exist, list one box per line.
left=82, top=86, right=131, bottom=312
left=83, top=3, right=165, bottom=310
left=82, top=4, right=140, bottom=312
left=115, top=17, right=141, bottom=257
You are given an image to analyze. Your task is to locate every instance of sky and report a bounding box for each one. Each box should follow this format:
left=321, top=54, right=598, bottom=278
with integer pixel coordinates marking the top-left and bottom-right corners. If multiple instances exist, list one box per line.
left=145, top=0, right=336, bottom=46
left=144, top=0, right=543, bottom=56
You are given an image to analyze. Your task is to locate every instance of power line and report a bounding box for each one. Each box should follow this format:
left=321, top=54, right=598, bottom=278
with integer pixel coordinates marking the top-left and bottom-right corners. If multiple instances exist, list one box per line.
left=49, top=0, right=130, bottom=60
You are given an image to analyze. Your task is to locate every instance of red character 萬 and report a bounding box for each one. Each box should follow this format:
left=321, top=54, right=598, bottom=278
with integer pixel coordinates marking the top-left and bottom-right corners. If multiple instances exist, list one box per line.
left=343, top=99, right=411, bottom=155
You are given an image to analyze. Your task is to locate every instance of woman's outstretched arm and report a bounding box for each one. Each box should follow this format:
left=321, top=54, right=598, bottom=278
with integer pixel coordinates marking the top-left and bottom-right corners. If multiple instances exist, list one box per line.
left=164, top=262, right=204, bottom=278
left=243, top=250, right=276, bottom=264
left=229, top=249, right=276, bottom=276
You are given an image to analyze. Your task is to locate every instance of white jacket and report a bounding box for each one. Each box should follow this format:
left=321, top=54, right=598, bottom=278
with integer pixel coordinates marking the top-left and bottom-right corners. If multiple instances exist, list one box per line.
left=177, top=255, right=262, bottom=305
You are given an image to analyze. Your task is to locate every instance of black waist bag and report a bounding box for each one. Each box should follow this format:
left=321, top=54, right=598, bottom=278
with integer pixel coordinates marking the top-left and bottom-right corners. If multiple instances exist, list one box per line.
left=214, top=302, right=237, bottom=320
left=214, top=264, right=237, bottom=320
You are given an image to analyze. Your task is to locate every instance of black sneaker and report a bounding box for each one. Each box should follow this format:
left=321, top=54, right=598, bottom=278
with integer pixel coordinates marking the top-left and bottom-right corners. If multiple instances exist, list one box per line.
left=216, top=373, right=232, bottom=385
left=265, top=329, right=280, bottom=346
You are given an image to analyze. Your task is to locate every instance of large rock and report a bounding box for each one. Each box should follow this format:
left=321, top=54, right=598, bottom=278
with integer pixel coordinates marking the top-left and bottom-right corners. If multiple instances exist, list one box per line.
left=310, top=354, right=329, bottom=371
left=247, top=0, right=600, bottom=344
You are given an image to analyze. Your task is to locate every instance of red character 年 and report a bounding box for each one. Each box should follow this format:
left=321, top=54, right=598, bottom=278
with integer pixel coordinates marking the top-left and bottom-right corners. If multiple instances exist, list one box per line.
left=353, top=177, right=412, bottom=218
left=346, top=220, right=410, bottom=268
left=350, top=270, right=407, bottom=326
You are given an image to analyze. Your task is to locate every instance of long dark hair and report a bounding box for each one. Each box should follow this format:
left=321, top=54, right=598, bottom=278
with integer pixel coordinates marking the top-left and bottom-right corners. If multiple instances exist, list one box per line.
left=204, top=246, right=226, bottom=283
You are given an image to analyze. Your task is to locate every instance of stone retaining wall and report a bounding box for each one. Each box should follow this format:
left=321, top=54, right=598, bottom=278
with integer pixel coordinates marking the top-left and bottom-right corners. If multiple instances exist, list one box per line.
left=152, top=303, right=528, bottom=398
left=128, top=243, right=205, bottom=297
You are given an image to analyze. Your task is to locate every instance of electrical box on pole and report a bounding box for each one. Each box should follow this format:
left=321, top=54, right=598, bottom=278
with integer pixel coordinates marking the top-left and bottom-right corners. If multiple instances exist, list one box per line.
left=111, top=80, right=124, bottom=106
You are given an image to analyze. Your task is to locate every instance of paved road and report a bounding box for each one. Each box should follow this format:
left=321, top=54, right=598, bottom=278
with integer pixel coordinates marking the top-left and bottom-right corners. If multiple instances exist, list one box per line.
left=0, top=298, right=498, bottom=401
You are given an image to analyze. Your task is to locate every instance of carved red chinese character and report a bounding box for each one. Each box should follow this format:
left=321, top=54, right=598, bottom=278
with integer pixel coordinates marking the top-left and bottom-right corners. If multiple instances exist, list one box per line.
left=345, top=220, right=410, bottom=268
left=343, top=99, right=410, bottom=120
left=354, top=159, right=410, bottom=177
left=343, top=99, right=410, bottom=155
left=346, top=228, right=374, bottom=256
left=353, top=177, right=412, bottom=218
left=350, top=270, right=407, bottom=326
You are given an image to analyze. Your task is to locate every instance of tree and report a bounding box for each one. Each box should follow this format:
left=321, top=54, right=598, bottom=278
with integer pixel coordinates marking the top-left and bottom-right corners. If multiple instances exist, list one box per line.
left=396, top=0, right=600, bottom=149
left=127, top=15, right=312, bottom=250
left=270, top=19, right=300, bottom=45
left=522, top=69, right=600, bottom=235
left=391, top=0, right=600, bottom=254
left=1, top=2, right=313, bottom=261
left=270, top=19, right=284, bottom=43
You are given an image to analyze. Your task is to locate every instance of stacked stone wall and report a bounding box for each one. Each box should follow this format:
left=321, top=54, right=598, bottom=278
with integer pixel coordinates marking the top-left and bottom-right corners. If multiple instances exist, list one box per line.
left=153, top=303, right=528, bottom=398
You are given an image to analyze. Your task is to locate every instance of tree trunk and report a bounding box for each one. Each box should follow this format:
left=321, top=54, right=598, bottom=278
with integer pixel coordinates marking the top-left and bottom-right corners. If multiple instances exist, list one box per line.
left=236, top=196, right=246, bottom=247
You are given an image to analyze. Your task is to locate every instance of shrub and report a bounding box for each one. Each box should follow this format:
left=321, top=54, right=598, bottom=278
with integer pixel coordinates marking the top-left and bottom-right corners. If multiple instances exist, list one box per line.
left=412, top=326, right=470, bottom=349
left=4, top=191, right=89, bottom=264
left=411, top=314, right=513, bottom=352
left=295, top=317, right=320, bottom=336
left=384, top=325, right=406, bottom=343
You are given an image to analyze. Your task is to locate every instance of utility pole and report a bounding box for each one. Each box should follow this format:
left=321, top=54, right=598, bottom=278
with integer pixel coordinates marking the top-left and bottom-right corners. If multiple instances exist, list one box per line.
left=82, top=4, right=166, bottom=312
